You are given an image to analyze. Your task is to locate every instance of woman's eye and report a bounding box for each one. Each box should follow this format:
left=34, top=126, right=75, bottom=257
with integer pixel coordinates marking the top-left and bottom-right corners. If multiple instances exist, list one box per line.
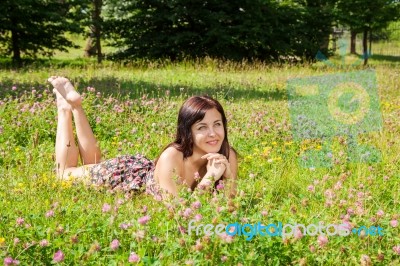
left=215, top=123, right=222, bottom=127
left=198, top=126, right=206, bottom=130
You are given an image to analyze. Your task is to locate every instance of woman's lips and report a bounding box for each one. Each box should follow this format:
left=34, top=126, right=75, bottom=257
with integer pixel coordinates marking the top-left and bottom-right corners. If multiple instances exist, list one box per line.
left=207, top=140, right=218, bottom=145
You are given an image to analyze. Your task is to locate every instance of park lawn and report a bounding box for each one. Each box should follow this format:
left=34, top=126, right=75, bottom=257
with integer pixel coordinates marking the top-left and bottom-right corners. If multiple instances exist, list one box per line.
left=0, top=57, right=399, bottom=265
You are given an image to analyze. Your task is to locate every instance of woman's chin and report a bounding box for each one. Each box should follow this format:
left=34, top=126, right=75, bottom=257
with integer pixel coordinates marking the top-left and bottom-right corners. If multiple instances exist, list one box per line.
left=195, top=143, right=222, bottom=155
left=206, top=146, right=222, bottom=153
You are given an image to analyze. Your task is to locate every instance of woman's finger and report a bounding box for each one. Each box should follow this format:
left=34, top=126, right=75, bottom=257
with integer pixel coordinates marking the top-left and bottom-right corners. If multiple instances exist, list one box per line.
left=202, top=154, right=226, bottom=161
left=201, top=153, right=225, bottom=159
left=201, top=153, right=217, bottom=158
left=214, top=159, right=228, bottom=166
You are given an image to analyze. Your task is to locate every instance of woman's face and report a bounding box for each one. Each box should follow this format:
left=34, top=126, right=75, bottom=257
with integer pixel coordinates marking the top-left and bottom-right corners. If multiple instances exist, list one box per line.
left=191, top=108, right=225, bottom=155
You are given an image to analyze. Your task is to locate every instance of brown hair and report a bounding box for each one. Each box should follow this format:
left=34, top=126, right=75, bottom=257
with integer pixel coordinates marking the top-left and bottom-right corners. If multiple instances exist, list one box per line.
left=156, top=95, right=232, bottom=164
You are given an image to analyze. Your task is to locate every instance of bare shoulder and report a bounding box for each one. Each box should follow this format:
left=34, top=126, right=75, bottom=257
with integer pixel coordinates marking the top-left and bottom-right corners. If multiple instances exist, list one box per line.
left=158, top=146, right=183, bottom=163
left=155, top=146, right=184, bottom=178
left=229, top=147, right=238, bottom=161
left=154, top=147, right=183, bottom=196
left=228, top=147, right=238, bottom=179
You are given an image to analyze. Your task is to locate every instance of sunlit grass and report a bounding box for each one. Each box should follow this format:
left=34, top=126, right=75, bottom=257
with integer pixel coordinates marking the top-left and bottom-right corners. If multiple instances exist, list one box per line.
left=0, top=57, right=399, bottom=264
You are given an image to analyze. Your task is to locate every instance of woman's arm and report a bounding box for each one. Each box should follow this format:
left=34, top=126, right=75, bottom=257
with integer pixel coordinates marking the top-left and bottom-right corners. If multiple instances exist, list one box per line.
left=199, top=149, right=238, bottom=197
left=225, top=148, right=238, bottom=198
left=153, top=147, right=182, bottom=197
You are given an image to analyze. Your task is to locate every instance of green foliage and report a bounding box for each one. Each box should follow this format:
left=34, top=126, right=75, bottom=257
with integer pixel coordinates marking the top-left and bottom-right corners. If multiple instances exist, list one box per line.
left=335, top=0, right=400, bottom=33
left=385, top=21, right=400, bottom=41
left=0, top=0, right=88, bottom=61
left=103, top=0, right=335, bottom=61
left=0, top=0, right=398, bottom=62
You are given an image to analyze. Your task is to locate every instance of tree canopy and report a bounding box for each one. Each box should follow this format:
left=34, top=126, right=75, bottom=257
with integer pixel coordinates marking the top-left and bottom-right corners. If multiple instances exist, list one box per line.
left=0, top=0, right=398, bottom=62
left=0, top=0, right=86, bottom=62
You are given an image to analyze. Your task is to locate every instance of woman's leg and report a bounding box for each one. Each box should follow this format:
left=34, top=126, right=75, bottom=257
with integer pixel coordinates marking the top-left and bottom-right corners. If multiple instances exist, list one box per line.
left=48, top=77, right=101, bottom=177
left=54, top=89, right=80, bottom=178
left=72, top=106, right=102, bottom=165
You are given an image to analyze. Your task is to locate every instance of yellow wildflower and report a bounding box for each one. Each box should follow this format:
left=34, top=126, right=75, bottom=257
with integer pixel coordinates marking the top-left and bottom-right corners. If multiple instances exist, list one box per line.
left=61, top=180, right=73, bottom=189
left=263, top=146, right=272, bottom=157
left=41, top=174, right=49, bottom=183
left=0, top=237, right=5, bottom=246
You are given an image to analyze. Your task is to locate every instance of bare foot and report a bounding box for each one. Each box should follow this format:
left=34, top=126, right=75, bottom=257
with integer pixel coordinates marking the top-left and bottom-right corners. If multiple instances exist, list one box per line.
left=48, top=76, right=82, bottom=107
left=53, top=89, right=72, bottom=111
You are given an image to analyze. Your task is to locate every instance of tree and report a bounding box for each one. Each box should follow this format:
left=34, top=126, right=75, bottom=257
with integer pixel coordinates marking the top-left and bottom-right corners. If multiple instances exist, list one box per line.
left=290, top=0, right=337, bottom=60
left=102, top=0, right=337, bottom=62
left=335, top=0, right=400, bottom=64
left=350, top=30, right=357, bottom=54
left=0, top=0, right=85, bottom=63
left=83, top=0, right=103, bottom=63
left=104, top=0, right=265, bottom=60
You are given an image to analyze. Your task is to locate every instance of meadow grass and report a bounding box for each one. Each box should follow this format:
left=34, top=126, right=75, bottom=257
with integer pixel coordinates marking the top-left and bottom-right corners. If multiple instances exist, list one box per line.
left=0, top=56, right=399, bottom=265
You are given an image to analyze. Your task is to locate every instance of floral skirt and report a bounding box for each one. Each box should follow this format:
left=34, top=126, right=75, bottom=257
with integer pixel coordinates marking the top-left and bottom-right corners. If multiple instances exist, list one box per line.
left=89, top=154, right=161, bottom=198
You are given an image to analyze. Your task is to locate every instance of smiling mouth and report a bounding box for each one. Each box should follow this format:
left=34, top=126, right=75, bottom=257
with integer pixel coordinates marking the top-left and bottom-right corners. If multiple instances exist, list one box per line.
left=207, top=140, right=219, bottom=145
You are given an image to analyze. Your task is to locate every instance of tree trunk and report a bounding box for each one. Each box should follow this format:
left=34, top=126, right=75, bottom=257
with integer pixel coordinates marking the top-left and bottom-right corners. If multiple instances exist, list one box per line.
left=11, top=29, right=21, bottom=63
left=83, top=0, right=102, bottom=63
left=9, top=3, right=21, bottom=65
left=320, top=34, right=330, bottom=52
left=369, top=29, right=372, bottom=56
left=332, top=37, right=336, bottom=51
left=94, top=0, right=102, bottom=63
left=350, top=31, right=356, bottom=54
left=84, top=36, right=95, bottom=57
left=362, top=28, right=368, bottom=66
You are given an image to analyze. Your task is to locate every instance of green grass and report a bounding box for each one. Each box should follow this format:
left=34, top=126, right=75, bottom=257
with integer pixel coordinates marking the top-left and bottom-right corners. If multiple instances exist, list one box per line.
left=0, top=56, right=399, bottom=265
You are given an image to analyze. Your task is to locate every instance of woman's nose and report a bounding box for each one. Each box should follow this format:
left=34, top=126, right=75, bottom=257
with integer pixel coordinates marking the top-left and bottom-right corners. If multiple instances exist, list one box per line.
left=208, top=128, right=216, bottom=136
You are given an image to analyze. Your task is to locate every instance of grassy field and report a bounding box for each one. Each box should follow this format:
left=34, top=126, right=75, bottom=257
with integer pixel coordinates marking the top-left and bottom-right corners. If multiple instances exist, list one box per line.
left=0, top=53, right=399, bottom=265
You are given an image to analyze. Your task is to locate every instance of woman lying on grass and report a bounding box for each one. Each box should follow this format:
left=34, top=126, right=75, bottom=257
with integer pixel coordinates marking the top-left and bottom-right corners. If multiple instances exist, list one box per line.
left=48, top=76, right=238, bottom=200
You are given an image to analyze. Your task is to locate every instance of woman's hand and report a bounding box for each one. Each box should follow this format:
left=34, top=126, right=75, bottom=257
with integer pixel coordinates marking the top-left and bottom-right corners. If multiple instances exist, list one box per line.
left=197, top=153, right=225, bottom=189
left=198, top=151, right=237, bottom=196
left=201, top=153, right=231, bottom=180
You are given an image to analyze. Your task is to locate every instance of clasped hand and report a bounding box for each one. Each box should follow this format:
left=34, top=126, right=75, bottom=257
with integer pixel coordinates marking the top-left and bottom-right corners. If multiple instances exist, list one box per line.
left=201, top=153, right=232, bottom=181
